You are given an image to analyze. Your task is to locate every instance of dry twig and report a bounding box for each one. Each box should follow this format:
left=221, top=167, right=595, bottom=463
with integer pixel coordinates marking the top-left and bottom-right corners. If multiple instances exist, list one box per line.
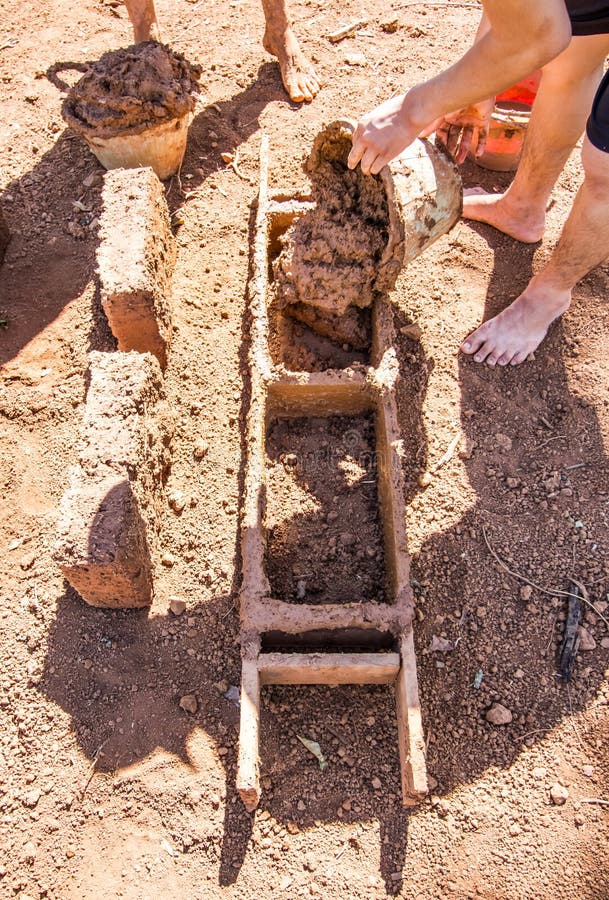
left=79, top=739, right=109, bottom=800
left=481, top=525, right=609, bottom=628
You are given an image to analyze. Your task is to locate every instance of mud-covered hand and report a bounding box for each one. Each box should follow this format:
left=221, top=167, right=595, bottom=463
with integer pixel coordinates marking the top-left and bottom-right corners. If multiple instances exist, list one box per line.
left=420, top=99, right=495, bottom=164
left=347, top=93, right=422, bottom=175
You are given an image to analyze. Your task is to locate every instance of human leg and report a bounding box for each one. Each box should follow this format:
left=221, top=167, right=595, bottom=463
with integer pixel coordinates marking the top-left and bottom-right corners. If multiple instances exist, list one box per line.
left=124, top=0, right=160, bottom=42
left=463, top=32, right=609, bottom=242
left=461, top=133, right=609, bottom=365
left=261, top=0, right=319, bottom=102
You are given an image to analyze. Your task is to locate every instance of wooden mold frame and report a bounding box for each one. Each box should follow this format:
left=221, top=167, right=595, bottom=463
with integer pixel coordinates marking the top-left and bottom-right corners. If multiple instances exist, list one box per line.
left=237, top=136, right=437, bottom=812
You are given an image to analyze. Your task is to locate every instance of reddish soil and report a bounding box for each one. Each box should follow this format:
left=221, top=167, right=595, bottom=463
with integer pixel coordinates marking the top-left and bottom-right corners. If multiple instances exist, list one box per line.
left=1, top=1, right=608, bottom=898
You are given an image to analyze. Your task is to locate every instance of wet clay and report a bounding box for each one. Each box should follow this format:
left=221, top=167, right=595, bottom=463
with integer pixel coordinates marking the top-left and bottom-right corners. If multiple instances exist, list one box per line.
left=272, top=126, right=389, bottom=317
left=62, top=42, right=201, bottom=139
left=264, top=415, right=387, bottom=604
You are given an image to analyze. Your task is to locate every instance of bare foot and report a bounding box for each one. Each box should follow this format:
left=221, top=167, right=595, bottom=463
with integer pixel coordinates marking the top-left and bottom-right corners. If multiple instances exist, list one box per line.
left=463, top=190, right=545, bottom=244
left=263, top=27, right=320, bottom=102
left=461, top=276, right=571, bottom=366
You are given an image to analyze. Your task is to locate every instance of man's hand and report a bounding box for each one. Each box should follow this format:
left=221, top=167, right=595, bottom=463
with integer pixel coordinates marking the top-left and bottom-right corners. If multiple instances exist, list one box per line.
left=347, top=93, right=423, bottom=175
left=420, top=99, right=495, bottom=164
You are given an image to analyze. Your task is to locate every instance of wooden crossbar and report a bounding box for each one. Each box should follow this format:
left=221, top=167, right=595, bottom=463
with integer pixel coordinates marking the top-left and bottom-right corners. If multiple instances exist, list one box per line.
left=258, top=652, right=401, bottom=685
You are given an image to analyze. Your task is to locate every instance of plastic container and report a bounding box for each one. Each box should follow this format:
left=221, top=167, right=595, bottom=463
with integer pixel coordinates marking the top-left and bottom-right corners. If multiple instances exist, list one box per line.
left=474, top=72, right=541, bottom=172
left=82, top=112, right=192, bottom=181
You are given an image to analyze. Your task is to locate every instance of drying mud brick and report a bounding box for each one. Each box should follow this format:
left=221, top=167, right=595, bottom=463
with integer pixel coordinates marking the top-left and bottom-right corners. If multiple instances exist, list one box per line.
left=54, top=351, right=170, bottom=608
left=97, top=167, right=176, bottom=367
left=0, top=205, right=10, bottom=265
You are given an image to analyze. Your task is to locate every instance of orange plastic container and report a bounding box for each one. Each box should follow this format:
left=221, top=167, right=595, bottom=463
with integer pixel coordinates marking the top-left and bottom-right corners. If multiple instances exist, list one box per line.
left=474, top=72, right=541, bottom=172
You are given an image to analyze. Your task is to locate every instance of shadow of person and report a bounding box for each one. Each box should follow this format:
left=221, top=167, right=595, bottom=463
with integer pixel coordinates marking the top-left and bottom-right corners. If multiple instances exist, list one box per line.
left=401, top=215, right=609, bottom=806
left=0, top=64, right=284, bottom=367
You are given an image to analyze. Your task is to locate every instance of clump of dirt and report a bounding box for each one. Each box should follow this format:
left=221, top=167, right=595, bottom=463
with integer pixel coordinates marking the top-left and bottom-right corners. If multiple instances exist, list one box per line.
left=272, top=125, right=389, bottom=318
left=264, top=415, right=387, bottom=604
left=61, top=41, right=201, bottom=139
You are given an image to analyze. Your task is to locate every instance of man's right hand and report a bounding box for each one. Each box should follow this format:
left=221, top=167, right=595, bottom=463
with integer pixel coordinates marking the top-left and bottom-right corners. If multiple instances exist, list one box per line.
left=420, top=98, right=496, bottom=164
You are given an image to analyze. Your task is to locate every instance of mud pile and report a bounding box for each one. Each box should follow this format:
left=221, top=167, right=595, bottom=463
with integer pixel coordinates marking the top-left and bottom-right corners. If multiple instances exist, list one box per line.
left=272, top=125, right=390, bottom=320
left=62, top=42, right=201, bottom=139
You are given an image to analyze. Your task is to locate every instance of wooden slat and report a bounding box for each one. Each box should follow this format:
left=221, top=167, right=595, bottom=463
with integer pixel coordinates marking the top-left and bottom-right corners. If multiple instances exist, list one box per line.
left=258, top=652, right=400, bottom=686
left=396, top=631, right=428, bottom=805
left=236, top=658, right=261, bottom=812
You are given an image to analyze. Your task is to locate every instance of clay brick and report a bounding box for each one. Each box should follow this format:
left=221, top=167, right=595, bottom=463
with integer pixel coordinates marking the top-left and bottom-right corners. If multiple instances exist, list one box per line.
left=54, top=351, right=171, bottom=608
left=0, top=205, right=10, bottom=265
left=97, top=167, right=176, bottom=368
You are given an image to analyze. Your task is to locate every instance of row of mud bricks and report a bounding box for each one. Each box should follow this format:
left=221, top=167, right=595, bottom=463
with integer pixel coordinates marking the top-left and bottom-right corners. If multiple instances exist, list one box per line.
left=236, top=129, right=462, bottom=811
left=54, top=168, right=175, bottom=608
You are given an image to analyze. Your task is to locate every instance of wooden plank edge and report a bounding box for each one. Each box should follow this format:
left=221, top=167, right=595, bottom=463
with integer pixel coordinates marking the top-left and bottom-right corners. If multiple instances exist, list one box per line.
left=258, top=652, right=400, bottom=685
left=396, top=631, right=428, bottom=805
left=236, top=658, right=261, bottom=812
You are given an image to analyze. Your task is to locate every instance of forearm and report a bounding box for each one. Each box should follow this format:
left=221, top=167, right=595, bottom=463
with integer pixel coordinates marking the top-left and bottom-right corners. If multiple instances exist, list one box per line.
left=404, top=1, right=570, bottom=132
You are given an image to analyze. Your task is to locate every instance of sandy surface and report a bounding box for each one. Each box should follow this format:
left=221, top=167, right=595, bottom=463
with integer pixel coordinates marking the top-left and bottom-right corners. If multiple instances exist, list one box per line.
left=1, top=0, right=609, bottom=898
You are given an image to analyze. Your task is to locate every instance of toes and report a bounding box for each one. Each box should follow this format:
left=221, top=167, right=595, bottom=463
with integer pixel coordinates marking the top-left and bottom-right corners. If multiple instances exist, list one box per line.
left=286, top=77, right=305, bottom=103
left=496, top=350, right=514, bottom=366
left=461, top=327, right=488, bottom=356
left=473, top=342, right=494, bottom=363
left=509, top=351, right=529, bottom=366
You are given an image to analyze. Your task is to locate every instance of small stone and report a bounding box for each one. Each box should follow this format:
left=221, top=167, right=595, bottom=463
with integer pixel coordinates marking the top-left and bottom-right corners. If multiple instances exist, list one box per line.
left=519, top=585, right=533, bottom=602
left=399, top=323, right=422, bottom=341
left=339, top=532, right=356, bottom=546
left=179, top=694, right=198, bottom=714
left=476, top=606, right=487, bottom=618
left=458, top=437, right=477, bottom=460
left=22, top=841, right=37, bottom=864
left=371, top=776, right=382, bottom=790
left=486, top=703, right=513, bottom=726
left=168, top=491, right=187, bottom=513
left=550, top=783, right=569, bottom=805
left=193, top=439, right=209, bottom=459
left=344, top=50, right=367, bottom=66
left=532, top=766, right=547, bottom=780
left=600, top=637, right=609, bottom=650
left=20, top=552, right=36, bottom=570
left=214, top=679, right=229, bottom=694
left=578, top=626, right=596, bottom=651
left=509, top=823, right=521, bottom=836
left=418, top=471, right=433, bottom=488
left=83, top=659, right=93, bottom=670
left=381, top=18, right=399, bottom=33
left=83, top=172, right=102, bottom=188
left=169, top=596, right=187, bottom=616
left=297, top=800, right=306, bottom=811
left=342, top=799, right=352, bottom=811
left=574, top=811, right=585, bottom=826
left=161, top=552, right=176, bottom=567
left=506, top=477, right=519, bottom=489
left=515, top=668, right=525, bottom=679
left=22, top=790, right=41, bottom=808
left=582, top=764, right=594, bottom=777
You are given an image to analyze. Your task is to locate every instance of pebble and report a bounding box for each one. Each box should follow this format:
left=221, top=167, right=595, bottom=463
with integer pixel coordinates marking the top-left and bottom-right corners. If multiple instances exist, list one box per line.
left=418, top=471, right=433, bottom=488
left=582, top=764, right=594, bottom=777
left=193, top=439, right=209, bottom=459
left=508, top=823, right=521, bottom=836
left=574, top=811, right=586, bottom=826
left=532, top=766, right=547, bottom=780
left=486, top=703, right=513, bottom=725
left=83, top=172, right=102, bottom=188
left=168, top=491, right=187, bottom=513
left=550, top=783, right=569, bottom=805
left=179, top=694, right=198, bottom=714
left=400, top=323, right=422, bottom=341
left=371, top=776, right=382, bottom=790
left=20, top=552, right=36, bottom=570
left=22, top=841, right=37, bottom=864
left=344, top=50, right=367, bottom=66
left=169, top=596, right=187, bottom=616
left=519, top=585, right=533, bottom=602
left=578, top=626, right=596, bottom=651
left=601, top=637, right=609, bottom=650
left=161, top=552, right=176, bottom=567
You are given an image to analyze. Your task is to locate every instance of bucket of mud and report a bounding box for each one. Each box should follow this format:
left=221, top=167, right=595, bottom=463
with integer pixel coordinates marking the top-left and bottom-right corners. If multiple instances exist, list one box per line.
left=474, top=72, right=541, bottom=172
left=54, top=42, right=201, bottom=181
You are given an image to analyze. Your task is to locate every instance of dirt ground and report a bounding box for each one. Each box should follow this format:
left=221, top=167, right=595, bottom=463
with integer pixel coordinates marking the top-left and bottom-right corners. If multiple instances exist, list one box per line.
left=1, top=0, right=609, bottom=898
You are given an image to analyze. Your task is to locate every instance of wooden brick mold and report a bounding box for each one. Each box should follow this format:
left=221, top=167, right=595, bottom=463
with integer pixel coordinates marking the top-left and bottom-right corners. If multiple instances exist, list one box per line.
left=237, top=127, right=462, bottom=811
